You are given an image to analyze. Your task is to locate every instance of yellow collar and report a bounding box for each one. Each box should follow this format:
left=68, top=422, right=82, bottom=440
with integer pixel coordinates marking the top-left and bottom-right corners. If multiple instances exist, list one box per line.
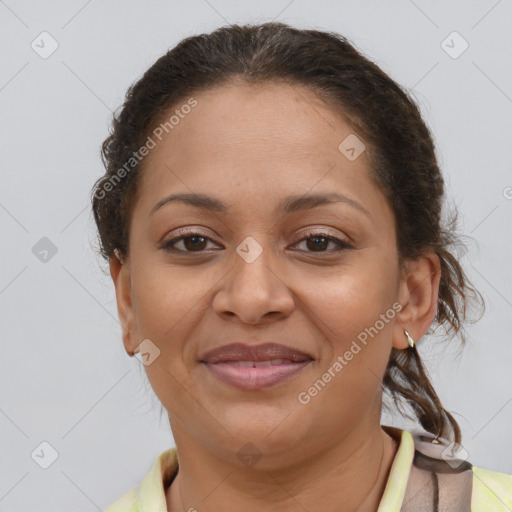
left=377, top=427, right=415, bottom=511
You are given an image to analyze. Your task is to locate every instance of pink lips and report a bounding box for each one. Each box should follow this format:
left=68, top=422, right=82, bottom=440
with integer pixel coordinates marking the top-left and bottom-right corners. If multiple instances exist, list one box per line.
left=200, top=342, right=313, bottom=390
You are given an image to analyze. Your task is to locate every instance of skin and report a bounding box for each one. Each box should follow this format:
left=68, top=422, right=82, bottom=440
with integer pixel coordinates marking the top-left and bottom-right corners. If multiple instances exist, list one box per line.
left=110, top=80, right=441, bottom=511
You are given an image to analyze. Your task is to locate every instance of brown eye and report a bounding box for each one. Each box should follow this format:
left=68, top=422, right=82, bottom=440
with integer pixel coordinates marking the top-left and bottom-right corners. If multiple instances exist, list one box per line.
left=161, top=230, right=219, bottom=253
left=292, top=230, right=353, bottom=253
left=182, top=235, right=208, bottom=251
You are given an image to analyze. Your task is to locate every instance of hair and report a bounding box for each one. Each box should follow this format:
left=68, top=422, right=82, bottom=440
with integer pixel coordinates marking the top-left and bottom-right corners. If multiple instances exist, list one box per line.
left=90, top=21, right=485, bottom=445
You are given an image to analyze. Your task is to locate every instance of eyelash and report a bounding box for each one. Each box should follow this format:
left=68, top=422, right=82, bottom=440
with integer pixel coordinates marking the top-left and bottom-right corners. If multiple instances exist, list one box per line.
left=160, top=228, right=354, bottom=255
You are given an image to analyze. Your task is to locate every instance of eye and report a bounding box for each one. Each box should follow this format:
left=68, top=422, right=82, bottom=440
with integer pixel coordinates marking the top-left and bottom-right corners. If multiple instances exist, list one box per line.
left=160, top=229, right=220, bottom=253
left=292, top=229, right=354, bottom=253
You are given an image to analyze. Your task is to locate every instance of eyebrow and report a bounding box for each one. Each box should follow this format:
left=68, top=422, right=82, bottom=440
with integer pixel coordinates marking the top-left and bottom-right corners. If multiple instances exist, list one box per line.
left=149, top=192, right=372, bottom=219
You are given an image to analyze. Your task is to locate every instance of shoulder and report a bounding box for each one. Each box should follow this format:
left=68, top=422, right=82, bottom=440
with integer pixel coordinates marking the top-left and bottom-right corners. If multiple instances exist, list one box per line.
left=103, top=486, right=139, bottom=512
left=472, top=465, right=512, bottom=510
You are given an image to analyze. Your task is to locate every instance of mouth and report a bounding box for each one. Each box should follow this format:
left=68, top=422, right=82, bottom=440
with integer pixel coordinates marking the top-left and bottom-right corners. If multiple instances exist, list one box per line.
left=199, top=342, right=314, bottom=390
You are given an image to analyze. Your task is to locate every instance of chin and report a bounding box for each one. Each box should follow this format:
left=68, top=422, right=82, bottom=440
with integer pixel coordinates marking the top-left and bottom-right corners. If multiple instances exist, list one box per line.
left=223, top=416, right=304, bottom=449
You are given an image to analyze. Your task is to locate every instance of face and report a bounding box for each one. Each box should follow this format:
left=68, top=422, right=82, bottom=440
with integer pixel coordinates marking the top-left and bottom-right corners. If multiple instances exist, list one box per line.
left=110, top=81, right=434, bottom=466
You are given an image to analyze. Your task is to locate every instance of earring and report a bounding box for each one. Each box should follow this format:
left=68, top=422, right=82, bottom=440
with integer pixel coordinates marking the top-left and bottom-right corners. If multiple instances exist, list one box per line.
left=404, top=329, right=415, bottom=349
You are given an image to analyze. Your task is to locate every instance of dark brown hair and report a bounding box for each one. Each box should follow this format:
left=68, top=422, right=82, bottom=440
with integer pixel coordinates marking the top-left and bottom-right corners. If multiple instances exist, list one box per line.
left=90, top=22, right=484, bottom=445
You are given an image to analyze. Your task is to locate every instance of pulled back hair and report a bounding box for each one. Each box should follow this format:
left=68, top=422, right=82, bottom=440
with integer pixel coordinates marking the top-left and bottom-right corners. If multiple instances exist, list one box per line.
left=91, top=22, right=484, bottom=445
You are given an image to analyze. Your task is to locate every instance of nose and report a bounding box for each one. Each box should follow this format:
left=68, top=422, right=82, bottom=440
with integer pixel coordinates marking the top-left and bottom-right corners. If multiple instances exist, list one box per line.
left=212, top=248, right=295, bottom=325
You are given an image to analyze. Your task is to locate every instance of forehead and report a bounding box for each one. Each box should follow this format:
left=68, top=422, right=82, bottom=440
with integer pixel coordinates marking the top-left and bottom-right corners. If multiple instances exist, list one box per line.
left=147, top=81, right=358, bottom=163
left=133, top=81, right=386, bottom=222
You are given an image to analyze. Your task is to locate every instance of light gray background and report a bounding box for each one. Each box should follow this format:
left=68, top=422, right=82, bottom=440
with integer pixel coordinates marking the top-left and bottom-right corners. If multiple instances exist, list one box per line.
left=1, top=1, right=511, bottom=510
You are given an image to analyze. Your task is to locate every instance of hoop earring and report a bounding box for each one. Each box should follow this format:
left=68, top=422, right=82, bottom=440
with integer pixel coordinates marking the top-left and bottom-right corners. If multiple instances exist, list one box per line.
left=404, top=329, right=415, bottom=349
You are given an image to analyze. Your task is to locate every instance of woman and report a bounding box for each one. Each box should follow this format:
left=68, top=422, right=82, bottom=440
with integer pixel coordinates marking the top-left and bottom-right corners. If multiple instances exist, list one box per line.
left=91, top=22, right=512, bottom=511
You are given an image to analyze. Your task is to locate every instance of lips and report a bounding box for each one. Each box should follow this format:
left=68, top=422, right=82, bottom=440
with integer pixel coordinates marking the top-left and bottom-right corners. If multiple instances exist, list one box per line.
left=199, top=342, right=314, bottom=390
left=199, top=342, right=313, bottom=364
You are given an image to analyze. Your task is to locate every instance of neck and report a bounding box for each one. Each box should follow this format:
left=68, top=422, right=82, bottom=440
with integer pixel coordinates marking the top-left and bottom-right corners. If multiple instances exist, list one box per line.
left=166, top=424, right=400, bottom=512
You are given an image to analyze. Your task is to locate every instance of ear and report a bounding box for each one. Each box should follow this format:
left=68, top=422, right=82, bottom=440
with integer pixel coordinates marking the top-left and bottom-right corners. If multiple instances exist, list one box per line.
left=392, top=250, right=441, bottom=350
left=110, top=251, right=139, bottom=356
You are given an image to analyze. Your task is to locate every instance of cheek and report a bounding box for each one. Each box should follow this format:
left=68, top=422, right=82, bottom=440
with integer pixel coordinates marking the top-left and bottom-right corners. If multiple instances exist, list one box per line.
left=301, top=260, right=397, bottom=337
left=296, top=254, right=397, bottom=395
left=133, top=266, right=205, bottom=407
left=130, top=260, right=210, bottom=339
left=296, top=271, right=395, bottom=429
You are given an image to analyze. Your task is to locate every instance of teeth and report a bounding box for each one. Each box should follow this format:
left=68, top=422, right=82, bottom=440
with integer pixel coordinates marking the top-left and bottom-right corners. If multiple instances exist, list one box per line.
left=228, top=359, right=293, bottom=367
